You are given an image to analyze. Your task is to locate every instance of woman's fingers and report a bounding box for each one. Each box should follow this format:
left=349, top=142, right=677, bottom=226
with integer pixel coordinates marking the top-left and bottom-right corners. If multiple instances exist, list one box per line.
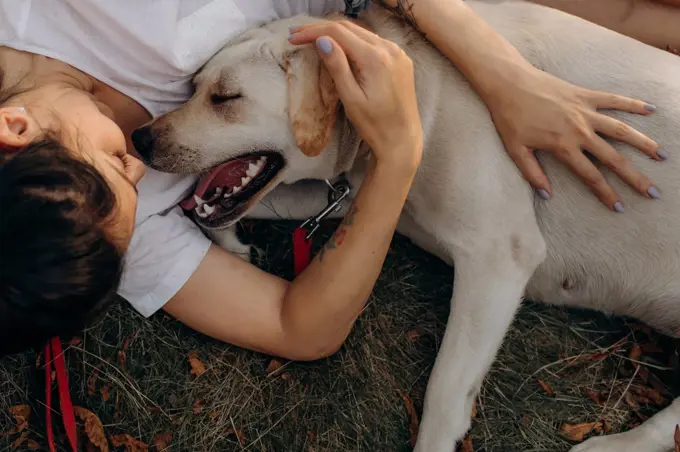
left=553, top=146, right=622, bottom=210
left=505, top=143, right=552, bottom=198
left=585, top=134, right=659, bottom=200
left=313, top=36, right=363, bottom=102
left=592, top=113, right=665, bottom=160
left=588, top=90, right=657, bottom=115
left=288, top=22, right=378, bottom=64
left=289, top=20, right=381, bottom=45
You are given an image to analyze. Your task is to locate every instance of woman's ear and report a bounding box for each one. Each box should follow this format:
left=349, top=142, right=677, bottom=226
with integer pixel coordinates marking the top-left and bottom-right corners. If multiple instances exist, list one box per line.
left=0, top=107, right=32, bottom=150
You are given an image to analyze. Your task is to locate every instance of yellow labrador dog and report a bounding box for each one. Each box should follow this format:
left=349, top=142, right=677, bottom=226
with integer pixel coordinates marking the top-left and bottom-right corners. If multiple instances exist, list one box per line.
left=132, top=1, right=680, bottom=451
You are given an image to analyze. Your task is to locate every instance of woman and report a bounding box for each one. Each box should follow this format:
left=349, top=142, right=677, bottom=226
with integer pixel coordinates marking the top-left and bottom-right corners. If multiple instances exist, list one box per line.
left=0, top=0, right=671, bottom=357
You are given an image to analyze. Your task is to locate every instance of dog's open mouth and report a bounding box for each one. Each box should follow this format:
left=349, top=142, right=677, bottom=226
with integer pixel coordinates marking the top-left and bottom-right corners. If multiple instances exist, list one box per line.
left=180, top=151, right=284, bottom=227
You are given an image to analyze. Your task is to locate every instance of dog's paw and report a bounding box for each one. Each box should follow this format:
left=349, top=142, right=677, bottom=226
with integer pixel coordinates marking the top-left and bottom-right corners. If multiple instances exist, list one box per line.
left=569, top=428, right=667, bottom=452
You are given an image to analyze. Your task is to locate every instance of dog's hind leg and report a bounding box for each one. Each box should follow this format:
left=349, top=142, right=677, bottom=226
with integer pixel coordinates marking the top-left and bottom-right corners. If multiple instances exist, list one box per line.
left=413, top=228, right=546, bottom=452
left=570, top=398, right=680, bottom=452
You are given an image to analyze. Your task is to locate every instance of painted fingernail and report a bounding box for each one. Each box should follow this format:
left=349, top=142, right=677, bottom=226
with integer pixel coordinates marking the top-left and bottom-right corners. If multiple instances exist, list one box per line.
left=644, top=103, right=656, bottom=112
left=317, top=37, right=333, bottom=55
left=648, top=186, right=661, bottom=199
left=17, top=107, right=25, bottom=113
left=657, top=149, right=669, bottom=160
left=289, top=25, right=301, bottom=32
left=613, top=201, right=625, bottom=213
left=537, top=189, right=550, bottom=200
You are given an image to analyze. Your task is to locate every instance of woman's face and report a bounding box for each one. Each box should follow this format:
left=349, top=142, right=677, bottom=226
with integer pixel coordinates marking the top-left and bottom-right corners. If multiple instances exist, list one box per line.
left=0, top=87, right=146, bottom=248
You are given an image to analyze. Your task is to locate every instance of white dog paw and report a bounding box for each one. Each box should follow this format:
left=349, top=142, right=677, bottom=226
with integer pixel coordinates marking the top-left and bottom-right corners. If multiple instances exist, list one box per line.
left=569, top=429, right=666, bottom=452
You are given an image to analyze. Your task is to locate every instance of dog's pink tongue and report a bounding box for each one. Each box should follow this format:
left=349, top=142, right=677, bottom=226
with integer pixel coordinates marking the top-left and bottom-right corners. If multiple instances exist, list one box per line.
left=180, top=158, right=255, bottom=210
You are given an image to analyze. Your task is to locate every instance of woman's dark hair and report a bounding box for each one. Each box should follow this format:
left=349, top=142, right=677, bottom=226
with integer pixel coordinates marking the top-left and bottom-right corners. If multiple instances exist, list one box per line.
left=0, top=139, right=124, bottom=356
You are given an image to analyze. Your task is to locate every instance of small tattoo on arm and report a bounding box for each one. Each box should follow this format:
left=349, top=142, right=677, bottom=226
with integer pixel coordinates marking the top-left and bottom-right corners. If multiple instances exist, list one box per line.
left=318, top=204, right=359, bottom=263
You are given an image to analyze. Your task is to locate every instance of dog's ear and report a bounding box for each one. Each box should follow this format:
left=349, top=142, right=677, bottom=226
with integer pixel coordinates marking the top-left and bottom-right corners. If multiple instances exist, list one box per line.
left=284, top=46, right=340, bottom=157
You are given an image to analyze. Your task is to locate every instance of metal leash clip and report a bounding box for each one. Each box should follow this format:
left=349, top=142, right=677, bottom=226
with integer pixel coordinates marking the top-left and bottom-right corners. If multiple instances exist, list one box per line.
left=300, top=178, right=352, bottom=240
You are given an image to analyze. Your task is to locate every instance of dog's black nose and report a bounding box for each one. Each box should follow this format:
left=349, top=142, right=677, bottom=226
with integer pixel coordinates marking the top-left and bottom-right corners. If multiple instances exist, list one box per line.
left=131, top=126, right=156, bottom=162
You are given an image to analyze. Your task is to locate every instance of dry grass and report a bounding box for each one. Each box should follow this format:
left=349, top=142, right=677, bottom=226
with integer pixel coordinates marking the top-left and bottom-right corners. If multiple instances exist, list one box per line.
left=1, top=220, right=677, bottom=451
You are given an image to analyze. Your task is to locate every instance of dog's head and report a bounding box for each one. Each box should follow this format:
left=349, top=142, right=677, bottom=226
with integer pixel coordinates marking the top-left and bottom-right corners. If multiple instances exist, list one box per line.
left=132, top=15, right=361, bottom=230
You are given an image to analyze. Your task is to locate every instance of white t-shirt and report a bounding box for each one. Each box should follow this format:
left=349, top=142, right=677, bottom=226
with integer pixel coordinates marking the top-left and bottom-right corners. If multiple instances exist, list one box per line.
left=0, top=0, right=345, bottom=317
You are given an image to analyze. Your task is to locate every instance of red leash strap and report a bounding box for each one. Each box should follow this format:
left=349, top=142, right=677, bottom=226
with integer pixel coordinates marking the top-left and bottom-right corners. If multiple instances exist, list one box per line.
left=44, top=338, right=78, bottom=452
left=293, top=227, right=313, bottom=276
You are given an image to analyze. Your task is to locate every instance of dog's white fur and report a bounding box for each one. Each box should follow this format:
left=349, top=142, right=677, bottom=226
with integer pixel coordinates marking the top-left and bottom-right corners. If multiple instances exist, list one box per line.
left=144, top=2, right=680, bottom=450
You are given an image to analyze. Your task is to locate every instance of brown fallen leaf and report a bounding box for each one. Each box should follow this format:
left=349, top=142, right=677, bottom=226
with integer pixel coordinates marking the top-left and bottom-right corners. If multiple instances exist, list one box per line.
left=266, top=359, right=285, bottom=376
left=586, top=391, right=606, bottom=405
left=10, top=431, right=28, bottom=450
left=100, top=384, right=112, bottom=402
left=399, top=391, right=420, bottom=448
left=631, top=386, right=668, bottom=407
left=152, top=431, right=173, bottom=451
left=406, top=329, right=421, bottom=342
left=110, top=434, right=148, bottom=452
left=471, top=400, right=478, bottom=419
left=9, top=405, right=30, bottom=425
left=74, top=406, right=109, bottom=452
left=87, top=367, right=101, bottom=396
left=537, top=379, right=555, bottom=397
left=559, top=421, right=605, bottom=442
left=187, top=351, right=207, bottom=377
left=226, top=428, right=246, bottom=446
left=192, top=399, right=205, bottom=415
left=459, top=435, right=474, bottom=452
left=26, top=439, right=41, bottom=450
left=674, top=424, right=679, bottom=452
left=625, top=392, right=640, bottom=410
left=118, top=351, right=127, bottom=373
left=628, top=345, right=642, bottom=363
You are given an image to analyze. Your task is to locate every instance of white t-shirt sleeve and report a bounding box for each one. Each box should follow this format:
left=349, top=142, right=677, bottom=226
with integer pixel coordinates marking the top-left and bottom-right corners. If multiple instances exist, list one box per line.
left=118, top=206, right=211, bottom=318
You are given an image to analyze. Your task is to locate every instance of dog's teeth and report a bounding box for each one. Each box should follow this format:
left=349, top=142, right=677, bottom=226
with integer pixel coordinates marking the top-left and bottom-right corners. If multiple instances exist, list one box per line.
left=204, top=204, right=215, bottom=215
left=214, top=187, right=223, bottom=196
left=232, top=186, right=241, bottom=194
left=246, top=163, right=258, bottom=178
left=241, top=176, right=252, bottom=186
left=195, top=205, right=208, bottom=218
left=194, top=195, right=205, bottom=206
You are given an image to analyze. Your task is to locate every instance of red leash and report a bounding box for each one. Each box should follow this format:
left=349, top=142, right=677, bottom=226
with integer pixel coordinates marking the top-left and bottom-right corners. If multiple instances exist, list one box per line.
left=44, top=338, right=78, bottom=452
left=293, top=227, right=313, bottom=276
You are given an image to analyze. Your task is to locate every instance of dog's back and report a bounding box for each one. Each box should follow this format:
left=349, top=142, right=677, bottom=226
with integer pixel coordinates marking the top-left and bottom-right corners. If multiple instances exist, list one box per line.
left=362, top=1, right=680, bottom=336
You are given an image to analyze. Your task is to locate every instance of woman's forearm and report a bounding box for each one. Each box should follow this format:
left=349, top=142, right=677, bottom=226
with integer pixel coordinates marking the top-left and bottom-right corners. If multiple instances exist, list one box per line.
left=379, top=0, right=528, bottom=100
left=280, top=159, right=416, bottom=358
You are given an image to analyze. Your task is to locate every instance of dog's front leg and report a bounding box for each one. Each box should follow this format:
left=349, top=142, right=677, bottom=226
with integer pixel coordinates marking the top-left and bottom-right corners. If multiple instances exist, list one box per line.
left=414, top=235, right=546, bottom=452
left=570, top=397, right=680, bottom=452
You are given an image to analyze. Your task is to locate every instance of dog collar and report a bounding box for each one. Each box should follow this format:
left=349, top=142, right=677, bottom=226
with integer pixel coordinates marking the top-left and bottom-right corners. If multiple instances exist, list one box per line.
left=344, top=0, right=371, bottom=18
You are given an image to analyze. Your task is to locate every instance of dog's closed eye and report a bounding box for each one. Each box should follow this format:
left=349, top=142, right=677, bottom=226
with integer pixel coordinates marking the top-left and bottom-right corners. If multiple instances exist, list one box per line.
left=210, top=93, right=243, bottom=105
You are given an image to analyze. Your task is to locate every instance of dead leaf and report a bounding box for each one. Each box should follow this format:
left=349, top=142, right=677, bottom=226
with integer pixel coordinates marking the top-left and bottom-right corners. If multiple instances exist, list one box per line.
left=537, top=379, right=555, bottom=397
left=406, top=329, right=421, bottom=342
left=226, top=428, right=246, bottom=446
left=26, top=439, right=41, bottom=450
left=459, top=435, right=474, bottom=452
left=118, top=351, right=127, bottom=373
left=192, top=399, right=205, bottom=415
left=266, top=359, right=285, bottom=376
left=74, top=406, right=109, bottom=452
left=10, top=431, right=28, bottom=450
left=110, top=434, right=148, bottom=452
left=187, top=351, right=207, bottom=377
left=209, top=410, right=218, bottom=421
left=586, top=391, right=606, bottom=405
left=100, top=384, right=112, bottom=402
left=628, top=345, right=642, bottom=363
left=631, top=386, right=668, bottom=407
left=307, top=431, right=317, bottom=442
left=399, top=391, right=419, bottom=448
left=471, top=400, right=478, bottom=419
left=9, top=405, right=30, bottom=425
left=88, top=367, right=101, bottom=396
left=559, top=421, right=605, bottom=442
left=625, top=392, right=640, bottom=410
left=674, top=424, right=679, bottom=452
left=152, top=432, right=172, bottom=451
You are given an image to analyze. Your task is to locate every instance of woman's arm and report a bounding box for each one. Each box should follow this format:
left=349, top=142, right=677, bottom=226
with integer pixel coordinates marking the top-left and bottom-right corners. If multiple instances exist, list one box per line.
left=164, top=25, right=422, bottom=361
left=295, top=0, right=664, bottom=211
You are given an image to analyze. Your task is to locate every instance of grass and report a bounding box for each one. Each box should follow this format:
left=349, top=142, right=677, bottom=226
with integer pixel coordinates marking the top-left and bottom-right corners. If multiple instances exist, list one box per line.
left=1, top=220, right=677, bottom=451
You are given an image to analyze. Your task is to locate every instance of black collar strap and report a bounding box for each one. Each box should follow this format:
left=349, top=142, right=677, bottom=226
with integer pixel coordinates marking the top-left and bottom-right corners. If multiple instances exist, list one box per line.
left=344, top=0, right=371, bottom=18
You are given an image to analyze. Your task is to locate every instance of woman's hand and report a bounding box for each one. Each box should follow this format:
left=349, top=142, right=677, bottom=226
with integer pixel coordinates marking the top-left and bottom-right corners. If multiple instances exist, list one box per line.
left=289, top=21, right=423, bottom=175
left=485, top=61, right=664, bottom=211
